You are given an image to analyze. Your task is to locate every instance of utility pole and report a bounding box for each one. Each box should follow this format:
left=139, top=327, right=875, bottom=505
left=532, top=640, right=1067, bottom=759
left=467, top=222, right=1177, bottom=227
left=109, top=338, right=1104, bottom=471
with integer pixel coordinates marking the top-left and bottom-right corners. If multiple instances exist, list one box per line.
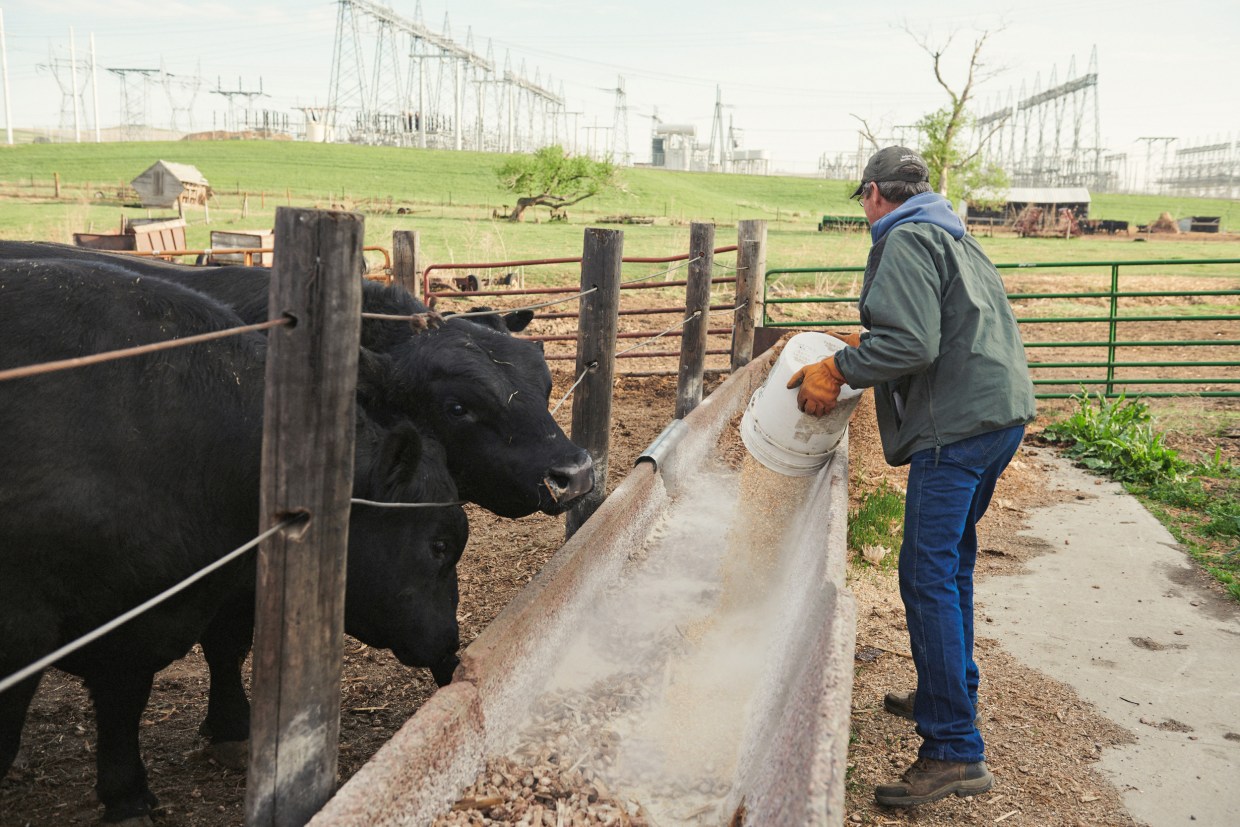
left=89, top=34, right=100, bottom=142
left=1, top=9, right=13, bottom=145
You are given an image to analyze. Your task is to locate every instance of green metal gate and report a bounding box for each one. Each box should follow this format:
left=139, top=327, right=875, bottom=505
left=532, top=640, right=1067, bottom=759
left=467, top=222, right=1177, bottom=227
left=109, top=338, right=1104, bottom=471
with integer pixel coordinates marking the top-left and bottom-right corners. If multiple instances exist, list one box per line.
left=762, top=258, right=1240, bottom=399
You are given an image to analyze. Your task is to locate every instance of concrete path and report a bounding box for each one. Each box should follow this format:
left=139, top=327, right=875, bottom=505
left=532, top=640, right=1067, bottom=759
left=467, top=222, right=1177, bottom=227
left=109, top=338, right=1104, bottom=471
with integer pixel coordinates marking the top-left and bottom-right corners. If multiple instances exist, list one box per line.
left=982, top=450, right=1240, bottom=827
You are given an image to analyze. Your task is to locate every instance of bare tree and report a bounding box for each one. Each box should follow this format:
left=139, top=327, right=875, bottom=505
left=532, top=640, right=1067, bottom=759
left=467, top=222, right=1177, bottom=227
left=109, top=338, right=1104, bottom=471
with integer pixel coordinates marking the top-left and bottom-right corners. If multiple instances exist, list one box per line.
left=903, top=23, right=1009, bottom=196
left=850, top=114, right=882, bottom=153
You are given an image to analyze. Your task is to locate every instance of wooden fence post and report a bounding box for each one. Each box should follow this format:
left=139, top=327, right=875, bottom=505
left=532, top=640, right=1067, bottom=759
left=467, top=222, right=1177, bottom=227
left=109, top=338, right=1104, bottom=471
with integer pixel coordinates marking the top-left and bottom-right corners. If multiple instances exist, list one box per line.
left=732, top=219, right=767, bottom=370
left=675, top=222, right=715, bottom=419
left=245, top=207, right=365, bottom=827
left=566, top=227, right=623, bottom=540
left=392, top=229, right=421, bottom=297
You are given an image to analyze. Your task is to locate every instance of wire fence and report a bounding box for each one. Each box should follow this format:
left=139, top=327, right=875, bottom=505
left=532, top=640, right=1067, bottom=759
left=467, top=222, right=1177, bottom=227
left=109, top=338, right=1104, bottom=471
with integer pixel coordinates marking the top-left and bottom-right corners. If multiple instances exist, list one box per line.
left=420, top=246, right=743, bottom=374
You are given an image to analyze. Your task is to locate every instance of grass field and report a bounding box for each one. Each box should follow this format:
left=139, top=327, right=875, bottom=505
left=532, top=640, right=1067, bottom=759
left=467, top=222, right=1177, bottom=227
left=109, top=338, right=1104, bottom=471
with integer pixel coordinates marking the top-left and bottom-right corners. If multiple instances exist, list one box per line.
left=2, top=140, right=1239, bottom=276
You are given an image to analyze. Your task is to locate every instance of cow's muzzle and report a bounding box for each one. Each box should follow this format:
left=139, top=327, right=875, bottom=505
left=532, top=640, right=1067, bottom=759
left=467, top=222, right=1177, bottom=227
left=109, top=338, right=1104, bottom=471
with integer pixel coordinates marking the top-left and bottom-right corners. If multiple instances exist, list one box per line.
left=541, top=450, right=595, bottom=514
left=430, top=652, right=460, bottom=687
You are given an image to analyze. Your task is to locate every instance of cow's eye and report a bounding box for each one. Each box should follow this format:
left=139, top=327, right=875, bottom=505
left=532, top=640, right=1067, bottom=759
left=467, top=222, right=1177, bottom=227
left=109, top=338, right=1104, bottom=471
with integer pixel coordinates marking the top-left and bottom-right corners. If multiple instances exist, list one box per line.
left=444, top=401, right=468, bottom=419
left=431, top=539, right=451, bottom=557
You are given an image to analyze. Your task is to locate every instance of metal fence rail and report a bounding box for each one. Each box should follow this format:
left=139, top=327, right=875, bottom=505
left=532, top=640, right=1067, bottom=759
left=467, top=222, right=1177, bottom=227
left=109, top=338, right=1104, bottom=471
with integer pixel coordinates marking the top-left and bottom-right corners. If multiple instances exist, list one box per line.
left=763, top=258, right=1240, bottom=399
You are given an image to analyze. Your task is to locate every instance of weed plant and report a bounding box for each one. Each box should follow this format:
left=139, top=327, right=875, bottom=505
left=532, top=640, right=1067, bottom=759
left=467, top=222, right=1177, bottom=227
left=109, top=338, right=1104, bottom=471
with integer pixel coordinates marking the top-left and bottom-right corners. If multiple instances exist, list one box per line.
left=1042, top=392, right=1240, bottom=600
left=847, top=480, right=904, bottom=570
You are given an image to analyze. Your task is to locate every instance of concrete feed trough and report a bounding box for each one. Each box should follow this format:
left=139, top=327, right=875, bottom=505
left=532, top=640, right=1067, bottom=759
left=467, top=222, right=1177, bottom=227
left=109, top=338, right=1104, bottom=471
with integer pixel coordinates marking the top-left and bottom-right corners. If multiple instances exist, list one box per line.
left=311, top=348, right=856, bottom=826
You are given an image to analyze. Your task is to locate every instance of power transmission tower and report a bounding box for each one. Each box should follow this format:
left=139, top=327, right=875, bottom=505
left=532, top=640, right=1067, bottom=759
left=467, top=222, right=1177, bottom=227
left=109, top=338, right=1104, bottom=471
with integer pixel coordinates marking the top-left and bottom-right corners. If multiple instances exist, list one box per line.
left=38, top=33, right=94, bottom=142
left=1137, top=136, right=1176, bottom=194
left=327, top=0, right=559, bottom=151
left=1161, top=137, right=1238, bottom=199
left=107, top=67, right=159, bottom=141
left=977, top=46, right=1105, bottom=189
left=211, top=76, right=267, bottom=132
left=707, top=86, right=731, bottom=171
left=161, top=60, right=203, bottom=134
left=602, top=75, right=629, bottom=165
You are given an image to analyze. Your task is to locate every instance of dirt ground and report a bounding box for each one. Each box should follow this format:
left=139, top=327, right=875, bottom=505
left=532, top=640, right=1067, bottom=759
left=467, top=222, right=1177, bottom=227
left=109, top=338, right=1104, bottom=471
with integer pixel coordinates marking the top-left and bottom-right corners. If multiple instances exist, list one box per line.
left=2, top=278, right=1237, bottom=825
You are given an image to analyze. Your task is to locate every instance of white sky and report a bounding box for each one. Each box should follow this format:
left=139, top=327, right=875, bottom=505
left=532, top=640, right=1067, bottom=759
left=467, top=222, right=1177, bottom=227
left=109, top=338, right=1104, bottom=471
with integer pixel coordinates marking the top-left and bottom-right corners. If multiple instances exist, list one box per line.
left=1, top=0, right=1237, bottom=177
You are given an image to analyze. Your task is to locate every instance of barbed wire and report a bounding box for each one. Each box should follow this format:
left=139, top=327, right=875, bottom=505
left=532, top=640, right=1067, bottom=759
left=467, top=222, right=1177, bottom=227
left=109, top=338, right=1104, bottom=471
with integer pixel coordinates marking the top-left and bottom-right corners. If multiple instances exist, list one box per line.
left=361, top=287, right=601, bottom=324
left=349, top=498, right=466, bottom=508
left=0, top=317, right=290, bottom=384
left=0, top=515, right=305, bottom=695
left=613, top=310, right=704, bottom=359
left=549, top=302, right=746, bottom=414
left=620, top=255, right=701, bottom=285
left=366, top=256, right=708, bottom=325
left=549, top=362, right=597, bottom=417
left=444, top=288, right=599, bottom=319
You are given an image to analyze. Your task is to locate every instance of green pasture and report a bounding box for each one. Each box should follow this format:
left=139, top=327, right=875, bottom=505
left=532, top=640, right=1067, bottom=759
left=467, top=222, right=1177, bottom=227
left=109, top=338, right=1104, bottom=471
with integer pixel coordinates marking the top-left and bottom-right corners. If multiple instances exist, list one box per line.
left=1, top=140, right=1238, bottom=281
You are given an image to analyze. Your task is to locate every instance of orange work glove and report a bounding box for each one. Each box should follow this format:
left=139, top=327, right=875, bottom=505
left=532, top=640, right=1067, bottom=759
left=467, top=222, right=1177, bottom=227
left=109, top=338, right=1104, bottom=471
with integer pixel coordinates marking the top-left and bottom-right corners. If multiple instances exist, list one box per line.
left=828, top=330, right=862, bottom=348
left=786, top=356, right=847, bottom=417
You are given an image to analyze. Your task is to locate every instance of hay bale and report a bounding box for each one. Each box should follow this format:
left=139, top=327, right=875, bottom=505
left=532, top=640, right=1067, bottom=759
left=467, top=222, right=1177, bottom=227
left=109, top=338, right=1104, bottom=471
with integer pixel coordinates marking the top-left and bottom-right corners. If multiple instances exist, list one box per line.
left=1149, top=211, right=1180, bottom=233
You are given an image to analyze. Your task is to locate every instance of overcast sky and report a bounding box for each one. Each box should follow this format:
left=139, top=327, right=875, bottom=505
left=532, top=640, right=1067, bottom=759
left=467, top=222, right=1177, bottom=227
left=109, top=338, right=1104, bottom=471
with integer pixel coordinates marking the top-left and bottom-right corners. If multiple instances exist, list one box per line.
left=2, top=0, right=1236, bottom=179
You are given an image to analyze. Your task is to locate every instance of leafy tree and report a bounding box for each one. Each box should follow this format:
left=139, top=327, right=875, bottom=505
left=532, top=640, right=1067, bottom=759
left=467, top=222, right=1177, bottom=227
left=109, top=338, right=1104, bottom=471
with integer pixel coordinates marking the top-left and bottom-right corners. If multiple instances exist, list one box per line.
left=916, top=106, right=1010, bottom=206
left=495, top=146, right=618, bottom=222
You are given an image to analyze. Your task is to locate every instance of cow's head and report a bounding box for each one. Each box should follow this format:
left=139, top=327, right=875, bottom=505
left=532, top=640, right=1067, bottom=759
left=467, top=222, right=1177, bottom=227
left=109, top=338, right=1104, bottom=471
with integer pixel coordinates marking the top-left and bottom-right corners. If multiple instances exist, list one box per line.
left=345, top=414, right=468, bottom=686
left=359, top=292, right=594, bottom=518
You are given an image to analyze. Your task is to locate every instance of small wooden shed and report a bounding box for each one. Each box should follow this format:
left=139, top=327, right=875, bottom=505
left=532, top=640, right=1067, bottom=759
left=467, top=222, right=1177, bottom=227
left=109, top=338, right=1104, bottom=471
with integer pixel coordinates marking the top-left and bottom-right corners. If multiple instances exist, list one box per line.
left=130, top=161, right=212, bottom=209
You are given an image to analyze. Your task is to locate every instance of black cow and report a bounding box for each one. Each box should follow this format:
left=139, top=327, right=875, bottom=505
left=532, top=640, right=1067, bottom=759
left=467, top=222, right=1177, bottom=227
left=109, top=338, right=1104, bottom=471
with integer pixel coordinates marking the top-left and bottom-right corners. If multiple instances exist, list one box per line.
left=0, top=260, right=468, bottom=823
left=0, top=241, right=594, bottom=519
left=0, top=241, right=594, bottom=756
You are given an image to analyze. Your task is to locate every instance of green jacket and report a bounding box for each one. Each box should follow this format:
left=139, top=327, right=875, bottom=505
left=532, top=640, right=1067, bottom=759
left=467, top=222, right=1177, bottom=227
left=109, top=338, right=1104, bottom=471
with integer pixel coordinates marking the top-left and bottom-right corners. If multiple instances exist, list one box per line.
left=833, top=198, right=1036, bottom=466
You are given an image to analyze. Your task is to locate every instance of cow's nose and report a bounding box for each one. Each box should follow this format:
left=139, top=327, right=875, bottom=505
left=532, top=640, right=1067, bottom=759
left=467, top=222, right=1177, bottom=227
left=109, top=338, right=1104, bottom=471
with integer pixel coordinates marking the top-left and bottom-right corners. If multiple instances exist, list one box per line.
left=430, top=652, right=459, bottom=687
left=544, top=450, right=595, bottom=505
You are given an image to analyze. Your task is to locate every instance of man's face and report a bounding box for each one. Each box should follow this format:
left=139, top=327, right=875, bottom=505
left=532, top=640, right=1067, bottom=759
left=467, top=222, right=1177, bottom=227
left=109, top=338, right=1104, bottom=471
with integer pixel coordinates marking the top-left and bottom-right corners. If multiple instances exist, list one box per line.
left=858, top=182, right=879, bottom=225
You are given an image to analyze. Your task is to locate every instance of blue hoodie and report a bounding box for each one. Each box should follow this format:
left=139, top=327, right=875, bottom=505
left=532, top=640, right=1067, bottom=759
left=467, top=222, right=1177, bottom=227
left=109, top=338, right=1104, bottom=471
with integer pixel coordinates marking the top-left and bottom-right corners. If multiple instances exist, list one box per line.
left=870, top=191, right=965, bottom=243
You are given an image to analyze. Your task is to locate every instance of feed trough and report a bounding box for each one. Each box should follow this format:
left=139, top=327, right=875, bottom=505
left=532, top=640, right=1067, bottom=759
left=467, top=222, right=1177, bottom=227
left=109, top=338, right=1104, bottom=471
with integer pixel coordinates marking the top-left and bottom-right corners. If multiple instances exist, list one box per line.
left=311, top=345, right=856, bottom=826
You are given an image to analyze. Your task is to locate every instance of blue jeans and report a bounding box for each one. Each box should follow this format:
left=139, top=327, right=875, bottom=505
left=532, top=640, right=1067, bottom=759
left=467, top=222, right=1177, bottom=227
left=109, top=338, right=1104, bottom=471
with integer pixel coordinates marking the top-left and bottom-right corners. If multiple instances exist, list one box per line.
left=899, top=424, right=1025, bottom=764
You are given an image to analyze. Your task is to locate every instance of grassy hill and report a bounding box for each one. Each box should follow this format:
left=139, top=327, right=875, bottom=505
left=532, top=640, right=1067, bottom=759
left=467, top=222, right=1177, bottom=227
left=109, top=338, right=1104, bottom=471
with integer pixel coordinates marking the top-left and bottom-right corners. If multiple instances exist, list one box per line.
left=1, top=140, right=1236, bottom=276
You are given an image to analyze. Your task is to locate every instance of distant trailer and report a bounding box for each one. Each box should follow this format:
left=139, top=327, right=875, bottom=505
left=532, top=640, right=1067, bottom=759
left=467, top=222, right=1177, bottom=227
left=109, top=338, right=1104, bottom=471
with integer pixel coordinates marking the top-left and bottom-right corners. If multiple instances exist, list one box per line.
left=209, top=229, right=275, bottom=265
left=1177, top=216, right=1221, bottom=233
left=74, top=217, right=187, bottom=255
left=817, top=215, right=868, bottom=232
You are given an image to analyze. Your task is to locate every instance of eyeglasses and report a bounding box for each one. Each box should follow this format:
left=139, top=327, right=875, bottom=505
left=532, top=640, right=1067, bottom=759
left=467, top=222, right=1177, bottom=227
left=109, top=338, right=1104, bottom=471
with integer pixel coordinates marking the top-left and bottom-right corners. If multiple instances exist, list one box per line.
left=854, top=183, right=871, bottom=203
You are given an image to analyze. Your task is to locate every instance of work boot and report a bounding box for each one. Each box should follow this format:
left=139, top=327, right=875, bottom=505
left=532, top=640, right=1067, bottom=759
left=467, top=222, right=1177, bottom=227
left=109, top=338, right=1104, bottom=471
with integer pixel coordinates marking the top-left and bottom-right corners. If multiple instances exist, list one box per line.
left=875, top=757, right=994, bottom=807
left=883, top=689, right=982, bottom=726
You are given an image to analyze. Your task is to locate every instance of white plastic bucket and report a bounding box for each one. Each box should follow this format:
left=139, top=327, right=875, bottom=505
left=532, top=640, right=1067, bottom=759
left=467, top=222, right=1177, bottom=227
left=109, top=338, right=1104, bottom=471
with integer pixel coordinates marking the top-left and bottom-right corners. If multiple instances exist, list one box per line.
left=741, top=332, right=863, bottom=476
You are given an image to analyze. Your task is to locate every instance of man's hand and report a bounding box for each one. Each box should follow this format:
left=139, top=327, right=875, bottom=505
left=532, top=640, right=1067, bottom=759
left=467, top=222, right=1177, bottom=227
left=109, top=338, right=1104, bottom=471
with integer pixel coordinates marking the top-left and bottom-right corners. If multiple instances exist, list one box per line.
left=786, top=356, right=847, bottom=417
left=828, top=330, right=862, bottom=348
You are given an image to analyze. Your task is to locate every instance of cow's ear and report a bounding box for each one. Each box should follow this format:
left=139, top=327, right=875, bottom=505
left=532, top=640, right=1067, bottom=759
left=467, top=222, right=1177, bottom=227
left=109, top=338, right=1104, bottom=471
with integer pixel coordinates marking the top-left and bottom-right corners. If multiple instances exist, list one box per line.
left=504, top=309, right=535, bottom=332
left=372, top=421, right=424, bottom=497
left=356, top=348, right=395, bottom=411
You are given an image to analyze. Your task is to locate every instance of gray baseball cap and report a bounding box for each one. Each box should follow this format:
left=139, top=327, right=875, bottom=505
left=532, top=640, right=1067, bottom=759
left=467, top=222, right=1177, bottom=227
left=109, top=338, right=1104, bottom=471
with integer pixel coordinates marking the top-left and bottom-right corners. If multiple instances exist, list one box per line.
left=851, top=146, right=930, bottom=198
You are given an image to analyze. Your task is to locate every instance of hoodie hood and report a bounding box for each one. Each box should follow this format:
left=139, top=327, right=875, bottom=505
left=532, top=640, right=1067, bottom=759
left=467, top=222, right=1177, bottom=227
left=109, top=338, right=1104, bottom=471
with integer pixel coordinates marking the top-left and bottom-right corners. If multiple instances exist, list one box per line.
left=871, top=191, right=966, bottom=243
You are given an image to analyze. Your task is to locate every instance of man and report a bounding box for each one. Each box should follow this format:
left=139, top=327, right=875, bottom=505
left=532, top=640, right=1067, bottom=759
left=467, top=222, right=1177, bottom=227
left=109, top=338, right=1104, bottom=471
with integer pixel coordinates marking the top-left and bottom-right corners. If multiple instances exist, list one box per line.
left=788, top=146, right=1036, bottom=807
